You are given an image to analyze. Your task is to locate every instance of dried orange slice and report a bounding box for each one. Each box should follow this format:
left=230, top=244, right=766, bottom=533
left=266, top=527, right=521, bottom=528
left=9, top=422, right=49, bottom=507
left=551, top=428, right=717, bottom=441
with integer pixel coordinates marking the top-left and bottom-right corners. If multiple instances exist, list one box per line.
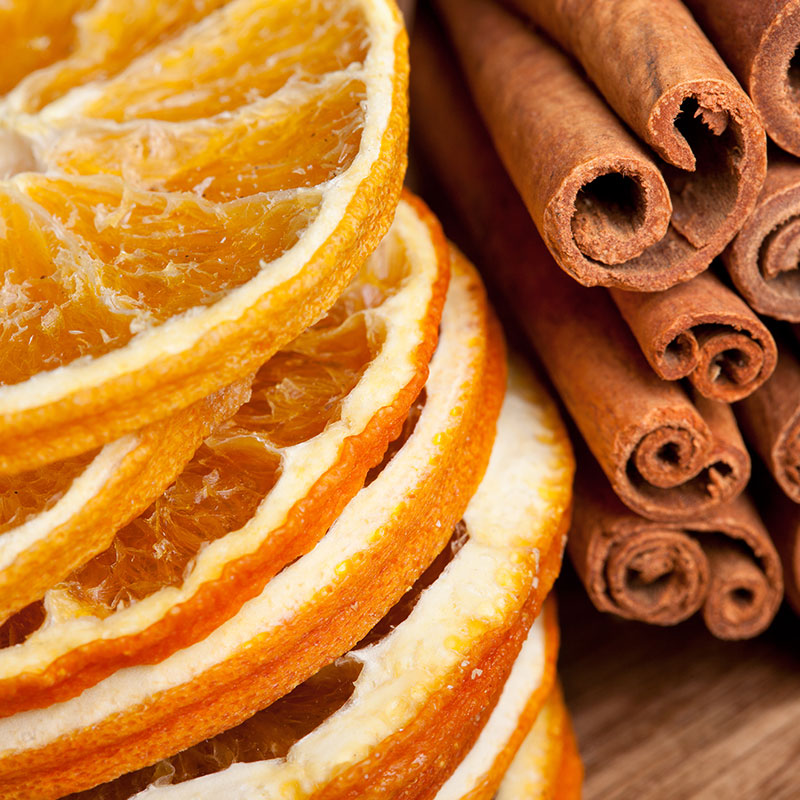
left=496, top=684, right=583, bottom=800
left=0, top=377, right=250, bottom=625
left=0, top=0, right=408, bottom=473
left=62, top=579, right=557, bottom=800
left=34, top=350, right=571, bottom=800
left=0, top=193, right=448, bottom=715
left=0, top=247, right=509, bottom=799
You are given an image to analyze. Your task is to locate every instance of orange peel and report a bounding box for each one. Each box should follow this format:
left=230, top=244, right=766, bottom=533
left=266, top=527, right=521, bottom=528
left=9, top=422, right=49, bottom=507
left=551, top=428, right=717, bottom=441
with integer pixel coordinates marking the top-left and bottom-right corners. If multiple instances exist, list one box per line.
left=0, top=0, right=408, bottom=473
left=0, top=193, right=448, bottom=714
left=0, top=245, right=513, bottom=798
left=495, top=682, right=583, bottom=800
left=434, top=605, right=562, bottom=800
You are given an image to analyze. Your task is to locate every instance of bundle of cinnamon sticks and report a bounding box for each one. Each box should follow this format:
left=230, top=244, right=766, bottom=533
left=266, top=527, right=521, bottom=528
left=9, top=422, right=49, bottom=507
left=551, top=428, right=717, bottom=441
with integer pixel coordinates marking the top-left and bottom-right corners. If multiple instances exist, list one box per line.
left=410, top=0, right=800, bottom=639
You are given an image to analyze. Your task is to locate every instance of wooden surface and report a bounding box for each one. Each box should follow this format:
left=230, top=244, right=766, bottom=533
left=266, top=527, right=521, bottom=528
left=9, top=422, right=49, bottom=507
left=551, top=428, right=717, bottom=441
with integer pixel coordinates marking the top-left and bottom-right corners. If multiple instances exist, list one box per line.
left=557, top=565, right=800, bottom=799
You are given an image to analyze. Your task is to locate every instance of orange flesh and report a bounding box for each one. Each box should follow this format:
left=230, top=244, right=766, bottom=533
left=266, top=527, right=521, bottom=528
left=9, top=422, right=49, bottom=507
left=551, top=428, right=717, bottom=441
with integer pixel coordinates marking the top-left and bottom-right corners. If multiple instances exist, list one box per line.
left=0, top=0, right=370, bottom=386
left=0, top=448, right=100, bottom=534
left=0, top=220, right=410, bottom=642
left=61, top=319, right=376, bottom=613
left=0, top=0, right=93, bottom=96
left=67, top=527, right=468, bottom=799
left=0, top=600, right=45, bottom=648
left=51, top=243, right=405, bottom=616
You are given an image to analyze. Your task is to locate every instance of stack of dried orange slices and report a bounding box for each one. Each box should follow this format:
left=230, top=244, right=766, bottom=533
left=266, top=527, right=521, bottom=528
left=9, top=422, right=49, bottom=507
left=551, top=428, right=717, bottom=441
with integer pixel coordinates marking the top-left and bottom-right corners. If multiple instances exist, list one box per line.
left=0, top=1, right=579, bottom=798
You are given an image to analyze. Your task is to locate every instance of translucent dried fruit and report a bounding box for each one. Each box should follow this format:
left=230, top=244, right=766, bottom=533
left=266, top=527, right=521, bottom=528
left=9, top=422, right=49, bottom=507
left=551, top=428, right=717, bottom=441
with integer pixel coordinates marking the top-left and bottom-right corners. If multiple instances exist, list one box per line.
left=15, top=310, right=574, bottom=800
left=0, top=0, right=408, bottom=473
left=0, top=377, right=251, bottom=625
left=0, top=246, right=517, bottom=798
left=0, top=194, right=448, bottom=715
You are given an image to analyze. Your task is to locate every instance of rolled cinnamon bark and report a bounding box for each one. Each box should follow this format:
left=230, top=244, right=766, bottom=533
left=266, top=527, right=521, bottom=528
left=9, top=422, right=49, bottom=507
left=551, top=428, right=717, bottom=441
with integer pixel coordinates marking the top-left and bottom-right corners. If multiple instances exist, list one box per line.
left=410, top=14, right=750, bottom=522
left=436, top=0, right=683, bottom=290
left=505, top=0, right=766, bottom=271
left=724, top=154, right=800, bottom=321
left=570, top=459, right=783, bottom=639
left=736, top=336, right=800, bottom=502
left=684, top=0, right=800, bottom=157
left=610, top=272, right=777, bottom=401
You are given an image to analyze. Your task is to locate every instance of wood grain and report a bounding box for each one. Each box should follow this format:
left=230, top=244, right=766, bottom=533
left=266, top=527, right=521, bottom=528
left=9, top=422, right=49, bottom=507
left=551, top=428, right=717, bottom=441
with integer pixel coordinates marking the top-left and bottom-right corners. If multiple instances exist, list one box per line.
left=558, top=565, right=800, bottom=799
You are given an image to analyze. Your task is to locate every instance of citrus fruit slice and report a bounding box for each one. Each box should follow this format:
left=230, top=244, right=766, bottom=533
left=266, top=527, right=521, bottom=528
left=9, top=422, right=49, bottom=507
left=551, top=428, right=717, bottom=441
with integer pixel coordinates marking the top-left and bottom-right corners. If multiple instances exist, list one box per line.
left=0, top=0, right=408, bottom=474
left=495, top=683, right=583, bottom=800
left=63, top=578, right=558, bottom=800
left=0, top=247, right=510, bottom=799
left=44, top=344, right=572, bottom=800
left=0, top=376, right=251, bottom=626
left=0, top=193, right=448, bottom=715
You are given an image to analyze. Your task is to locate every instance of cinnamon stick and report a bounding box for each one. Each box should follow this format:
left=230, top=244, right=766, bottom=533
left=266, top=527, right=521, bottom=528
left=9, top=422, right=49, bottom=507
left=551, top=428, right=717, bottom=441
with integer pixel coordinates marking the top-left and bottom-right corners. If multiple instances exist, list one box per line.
left=736, top=335, right=800, bottom=502
left=435, top=0, right=683, bottom=291
left=570, top=459, right=783, bottom=639
left=410, top=14, right=750, bottom=523
left=610, top=272, right=777, bottom=402
left=684, top=0, right=800, bottom=157
left=508, top=0, right=766, bottom=250
left=724, top=154, right=800, bottom=321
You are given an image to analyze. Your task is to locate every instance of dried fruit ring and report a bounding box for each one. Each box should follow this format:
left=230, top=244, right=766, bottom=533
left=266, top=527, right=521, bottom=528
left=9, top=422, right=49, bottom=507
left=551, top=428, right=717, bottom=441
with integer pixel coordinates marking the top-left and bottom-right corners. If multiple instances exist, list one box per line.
left=0, top=0, right=408, bottom=472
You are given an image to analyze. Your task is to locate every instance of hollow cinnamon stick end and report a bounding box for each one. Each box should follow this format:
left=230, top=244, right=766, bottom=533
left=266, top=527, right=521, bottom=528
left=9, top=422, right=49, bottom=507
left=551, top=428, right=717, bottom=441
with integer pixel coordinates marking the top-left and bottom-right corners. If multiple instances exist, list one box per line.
left=543, top=156, right=673, bottom=290
left=690, top=324, right=777, bottom=403
left=650, top=80, right=766, bottom=253
left=604, top=531, right=709, bottom=625
left=701, top=540, right=782, bottom=640
left=726, top=183, right=800, bottom=322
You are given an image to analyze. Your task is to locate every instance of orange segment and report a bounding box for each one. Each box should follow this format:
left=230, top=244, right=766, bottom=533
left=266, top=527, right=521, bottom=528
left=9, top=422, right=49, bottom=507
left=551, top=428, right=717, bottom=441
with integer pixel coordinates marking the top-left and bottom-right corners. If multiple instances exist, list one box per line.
left=0, top=193, right=448, bottom=716
left=3, top=0, right=230, bottom=111
left=0, top=0, right=93, bottom=96
left=0, top=450, right=100, bottom=536
left=0, top=0, right=408, bottom=473
left=65, top=305, right=376, bottom=611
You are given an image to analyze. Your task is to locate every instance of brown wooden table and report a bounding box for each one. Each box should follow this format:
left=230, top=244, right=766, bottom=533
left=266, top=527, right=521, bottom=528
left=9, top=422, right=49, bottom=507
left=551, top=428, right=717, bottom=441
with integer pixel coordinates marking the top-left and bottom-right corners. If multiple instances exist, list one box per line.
left=557, top=566, right=800, bottom=800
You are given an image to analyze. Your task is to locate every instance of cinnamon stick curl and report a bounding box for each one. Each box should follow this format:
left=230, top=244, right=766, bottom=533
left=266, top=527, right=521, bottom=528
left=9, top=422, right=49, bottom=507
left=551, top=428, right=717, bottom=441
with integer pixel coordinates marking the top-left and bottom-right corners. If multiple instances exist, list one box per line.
left=410, top=15, right=751, bottom=523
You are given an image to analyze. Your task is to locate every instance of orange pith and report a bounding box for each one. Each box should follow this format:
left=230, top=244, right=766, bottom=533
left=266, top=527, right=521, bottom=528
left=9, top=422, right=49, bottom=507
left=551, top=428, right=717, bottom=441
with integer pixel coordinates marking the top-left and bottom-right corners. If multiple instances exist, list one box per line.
left=0, top=0, right=408, bottom=473
left=0, top=192, right=448, bottom=717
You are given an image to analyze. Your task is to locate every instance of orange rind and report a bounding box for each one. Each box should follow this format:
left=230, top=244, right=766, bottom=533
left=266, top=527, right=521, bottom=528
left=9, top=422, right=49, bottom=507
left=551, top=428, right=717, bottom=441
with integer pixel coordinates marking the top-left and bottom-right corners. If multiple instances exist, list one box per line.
left=24, top=348, right=573, bottom=800
left=0, top=193, right=449, bottom=715
left=0, top=0, right=408, bottom=473
left=495, top=683, right=583, bottom=800
left=0, top=245, right=511, bottom=798
left=430, top=601, right=560, bottom=800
